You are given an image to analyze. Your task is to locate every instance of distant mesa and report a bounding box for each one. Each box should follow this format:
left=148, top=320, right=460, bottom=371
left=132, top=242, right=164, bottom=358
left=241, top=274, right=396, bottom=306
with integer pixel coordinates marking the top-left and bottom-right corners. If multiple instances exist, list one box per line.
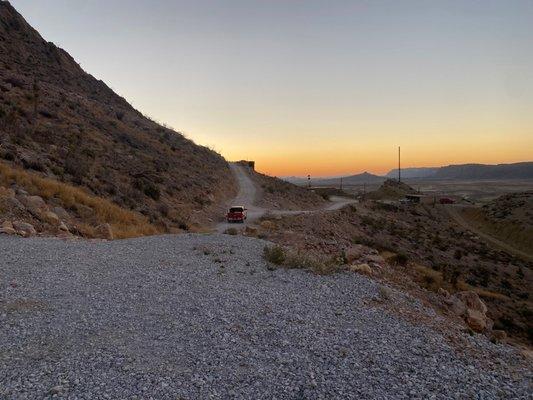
left=386, top=162, right=533, bottom=180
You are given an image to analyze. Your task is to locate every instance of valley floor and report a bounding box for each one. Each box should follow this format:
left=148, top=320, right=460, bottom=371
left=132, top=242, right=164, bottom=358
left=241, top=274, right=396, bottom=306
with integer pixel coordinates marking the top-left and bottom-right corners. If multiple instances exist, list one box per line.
left=0, top=234, right=531, bottom=399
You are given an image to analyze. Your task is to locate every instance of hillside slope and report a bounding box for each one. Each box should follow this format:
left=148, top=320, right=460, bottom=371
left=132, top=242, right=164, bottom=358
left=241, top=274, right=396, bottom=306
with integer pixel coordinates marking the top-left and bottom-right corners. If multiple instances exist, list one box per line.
left=458, top=191, right=533, bottom=256
left=0, top=1, right=236, bottom=232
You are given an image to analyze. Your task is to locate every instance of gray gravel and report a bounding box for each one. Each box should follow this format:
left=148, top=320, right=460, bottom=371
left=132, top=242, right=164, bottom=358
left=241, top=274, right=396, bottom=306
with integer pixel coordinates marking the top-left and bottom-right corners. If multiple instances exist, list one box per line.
left=0, top=234, right=531, bottom=399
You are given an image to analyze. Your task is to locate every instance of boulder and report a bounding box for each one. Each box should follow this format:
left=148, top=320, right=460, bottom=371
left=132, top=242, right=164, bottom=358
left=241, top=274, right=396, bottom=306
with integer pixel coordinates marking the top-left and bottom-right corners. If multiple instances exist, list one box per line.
left=465, top=309, right=488, bottom=333
left=455, top=291, right=487, bottom=315
left=52, top=206, right=70, bottom=220
left=76, top=204, right=94, bottom=218
left=12, top=221, right=37, bottom=237
left=491, top=330, right=507, bottom=343
left=96, top=223, right=114, bottom=240
left=42, top=211, right=60, bottom=225
left=447, top=296, right=467, bottom=316
left=0, top=221, right=16, bottom=235
left=59, top=221, right=69, bottom=232
left=4, top=196, right=25, bottom=211
left=349, top=263, right=373, bottom=276
left=345, top=244, right=367, bottom=263
left=448, top=291, right=491, bottom=333
left=19, top=195, right=47, bottom=214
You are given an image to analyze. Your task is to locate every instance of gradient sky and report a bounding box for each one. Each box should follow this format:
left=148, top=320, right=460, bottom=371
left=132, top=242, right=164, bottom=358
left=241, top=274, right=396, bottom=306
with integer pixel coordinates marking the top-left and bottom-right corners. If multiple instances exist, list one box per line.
left=10, top=0, right=533, bottom=176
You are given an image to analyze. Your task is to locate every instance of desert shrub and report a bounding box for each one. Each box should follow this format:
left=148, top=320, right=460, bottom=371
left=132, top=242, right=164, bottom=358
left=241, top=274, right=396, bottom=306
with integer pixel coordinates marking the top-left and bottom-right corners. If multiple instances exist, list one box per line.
left=263, top=245, right=339, bottom=274
left=143, top=183, right=160, bottom=200
left=263, top=245, right=286, bottom=265
left=414, top=265, right=443, bottom=292
left=390, top=252, right=409, bottom=266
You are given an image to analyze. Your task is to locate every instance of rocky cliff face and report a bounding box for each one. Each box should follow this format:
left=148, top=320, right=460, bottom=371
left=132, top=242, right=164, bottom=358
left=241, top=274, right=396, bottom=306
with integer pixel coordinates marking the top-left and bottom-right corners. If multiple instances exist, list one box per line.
left=0, top=1, right=236, bottom=231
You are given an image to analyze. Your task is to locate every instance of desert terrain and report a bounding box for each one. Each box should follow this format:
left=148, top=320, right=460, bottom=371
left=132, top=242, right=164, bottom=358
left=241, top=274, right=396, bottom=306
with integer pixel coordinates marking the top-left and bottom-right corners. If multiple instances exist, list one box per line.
left=1, top=2, right=532, bottom=399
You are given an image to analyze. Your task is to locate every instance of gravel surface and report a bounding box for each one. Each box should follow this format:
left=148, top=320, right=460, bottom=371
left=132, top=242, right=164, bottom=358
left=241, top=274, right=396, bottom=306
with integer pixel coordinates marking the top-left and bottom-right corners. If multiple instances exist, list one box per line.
left=0, top=234, right=531, bottom=399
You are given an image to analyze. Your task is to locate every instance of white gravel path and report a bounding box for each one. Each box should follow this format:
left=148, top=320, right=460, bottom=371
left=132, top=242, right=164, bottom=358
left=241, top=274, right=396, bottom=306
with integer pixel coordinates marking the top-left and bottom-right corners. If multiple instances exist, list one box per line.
left=0, top=234, right=531, bottom=399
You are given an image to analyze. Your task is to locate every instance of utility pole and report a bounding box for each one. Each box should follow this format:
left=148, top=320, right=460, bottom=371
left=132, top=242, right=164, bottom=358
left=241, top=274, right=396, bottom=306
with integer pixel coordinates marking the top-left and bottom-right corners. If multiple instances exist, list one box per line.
left=307, top=174, right=311, bottom=189
left=398, top=146, right=401, bottom=183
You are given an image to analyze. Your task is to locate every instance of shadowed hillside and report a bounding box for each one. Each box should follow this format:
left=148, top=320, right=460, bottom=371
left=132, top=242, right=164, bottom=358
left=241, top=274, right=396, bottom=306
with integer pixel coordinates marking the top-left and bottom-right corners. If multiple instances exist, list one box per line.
left=0, top=1, right=236, bottom=234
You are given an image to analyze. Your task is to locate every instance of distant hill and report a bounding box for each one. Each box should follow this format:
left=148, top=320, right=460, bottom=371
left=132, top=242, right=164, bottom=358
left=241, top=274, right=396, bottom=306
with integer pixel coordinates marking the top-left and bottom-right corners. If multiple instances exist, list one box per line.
left=384, top=162, right=533, bottom=180
left=386, top=167, right=439, bottom=179
left=433, top=162, right=533, bottom=180
left=366, top=179, right=417, bottom=200
left=314, top=172, right=385, bottom=186
left=0, top=2, right=236, bottom=233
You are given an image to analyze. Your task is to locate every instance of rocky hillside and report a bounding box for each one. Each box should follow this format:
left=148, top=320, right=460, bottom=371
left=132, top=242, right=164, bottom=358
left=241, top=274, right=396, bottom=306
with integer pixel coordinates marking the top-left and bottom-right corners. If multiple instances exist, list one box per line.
left=0, top=1, right=236, bottom=235
left=255, top=202, right=533, bottom=345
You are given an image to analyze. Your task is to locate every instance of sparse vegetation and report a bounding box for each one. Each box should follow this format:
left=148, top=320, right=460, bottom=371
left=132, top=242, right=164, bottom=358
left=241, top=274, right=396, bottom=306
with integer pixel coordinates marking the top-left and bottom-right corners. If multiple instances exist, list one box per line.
left=263, top=245, right=340, bottom=275
left=0, top=162, right=159, bottom=238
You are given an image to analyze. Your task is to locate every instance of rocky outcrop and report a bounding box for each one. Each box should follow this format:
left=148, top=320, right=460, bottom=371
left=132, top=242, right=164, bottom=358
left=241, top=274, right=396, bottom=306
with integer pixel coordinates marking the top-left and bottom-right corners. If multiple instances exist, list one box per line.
left=444, top=291, right=492, bottom=333
left=0, top=220, right=16, bottom=235
left=12, top=221, right=37, bottom=237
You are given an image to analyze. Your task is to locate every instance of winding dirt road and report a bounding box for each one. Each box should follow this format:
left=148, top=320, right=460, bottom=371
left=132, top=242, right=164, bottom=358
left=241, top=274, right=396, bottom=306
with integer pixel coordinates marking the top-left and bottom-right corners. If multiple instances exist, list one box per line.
left=216, top=163, right=356, bottom=232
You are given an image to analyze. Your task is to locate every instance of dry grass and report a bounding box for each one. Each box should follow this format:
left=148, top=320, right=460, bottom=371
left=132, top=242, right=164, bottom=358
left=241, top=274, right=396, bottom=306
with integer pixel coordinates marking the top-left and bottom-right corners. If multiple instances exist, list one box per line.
left=0, top=162, right=159, bottom=238
left=263, top=245, right=340, bottom=275
left=413, top=264, right=444, bottom=292
left=474, top=288, right=511, bottom=301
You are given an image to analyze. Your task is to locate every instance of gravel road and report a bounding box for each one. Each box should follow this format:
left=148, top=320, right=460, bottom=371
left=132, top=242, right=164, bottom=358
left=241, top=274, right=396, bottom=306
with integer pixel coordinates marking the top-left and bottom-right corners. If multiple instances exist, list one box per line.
left=0, top=234, right=531, bottom=399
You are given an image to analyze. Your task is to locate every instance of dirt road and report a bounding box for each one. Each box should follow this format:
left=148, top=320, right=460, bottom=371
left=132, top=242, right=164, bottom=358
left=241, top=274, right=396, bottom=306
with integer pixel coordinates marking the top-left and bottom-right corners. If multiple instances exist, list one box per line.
left=216, top=164, right=356, bottom=232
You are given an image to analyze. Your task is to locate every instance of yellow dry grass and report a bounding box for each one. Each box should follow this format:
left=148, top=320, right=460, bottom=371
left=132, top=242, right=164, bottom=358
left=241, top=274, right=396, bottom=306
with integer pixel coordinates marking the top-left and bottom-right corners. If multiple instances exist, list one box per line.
left=0, top=162, right=160, bottom=238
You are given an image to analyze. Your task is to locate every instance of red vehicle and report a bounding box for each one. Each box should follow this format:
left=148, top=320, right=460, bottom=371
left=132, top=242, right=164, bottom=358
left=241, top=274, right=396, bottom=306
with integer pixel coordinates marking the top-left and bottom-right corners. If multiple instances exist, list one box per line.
left=439, top=197, right=455, bottom=204
left=226, top=206, right=247, bottom=223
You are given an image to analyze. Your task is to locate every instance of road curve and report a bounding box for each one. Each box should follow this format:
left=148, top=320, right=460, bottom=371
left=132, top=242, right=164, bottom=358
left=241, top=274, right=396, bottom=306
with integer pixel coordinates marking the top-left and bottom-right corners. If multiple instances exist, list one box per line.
left=216, top=163, right=356, bottom=232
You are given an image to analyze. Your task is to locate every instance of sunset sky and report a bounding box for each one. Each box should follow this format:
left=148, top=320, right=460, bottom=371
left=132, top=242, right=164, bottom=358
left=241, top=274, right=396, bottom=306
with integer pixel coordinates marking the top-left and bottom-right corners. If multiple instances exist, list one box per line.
left=11, top=0, right=533, bottom=177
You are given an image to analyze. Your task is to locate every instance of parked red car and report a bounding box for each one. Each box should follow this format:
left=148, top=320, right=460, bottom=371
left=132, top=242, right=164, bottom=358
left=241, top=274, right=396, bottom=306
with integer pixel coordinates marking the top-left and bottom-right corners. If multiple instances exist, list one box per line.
left=226, top=206, right=247, bottom=223
left=439, top=197, right=455, bottom=204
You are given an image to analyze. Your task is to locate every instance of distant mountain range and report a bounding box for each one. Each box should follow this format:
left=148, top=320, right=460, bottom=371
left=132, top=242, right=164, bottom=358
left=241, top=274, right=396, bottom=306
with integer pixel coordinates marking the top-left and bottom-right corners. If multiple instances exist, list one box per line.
left=386, top=167, right=439, bottom=179
left=283, top=162, right=533, bottom=185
